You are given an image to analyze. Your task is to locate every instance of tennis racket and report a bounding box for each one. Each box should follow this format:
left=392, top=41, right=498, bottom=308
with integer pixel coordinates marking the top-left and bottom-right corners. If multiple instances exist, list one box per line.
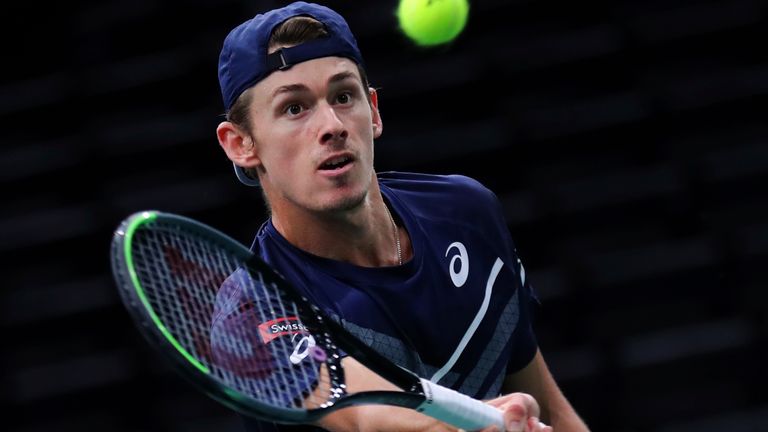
left=110, top=210, right=505, bottom=430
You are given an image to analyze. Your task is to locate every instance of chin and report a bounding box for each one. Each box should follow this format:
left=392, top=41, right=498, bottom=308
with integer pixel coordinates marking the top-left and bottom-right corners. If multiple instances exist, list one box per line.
left=318, top=189, right=368, bottom=213
left=315, top=177, right=372, bottom=213
left=302, top=167, right=375, bottom=212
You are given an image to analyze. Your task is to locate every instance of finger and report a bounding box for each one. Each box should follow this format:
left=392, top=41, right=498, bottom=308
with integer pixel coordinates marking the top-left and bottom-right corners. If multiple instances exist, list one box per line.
left=526, top=416, right=552, bottom=432
left=502, top=394, right=540, bottom=431
left=520, top=393, right=541, bottom=419
left=499, top=393, right=541, bottom=419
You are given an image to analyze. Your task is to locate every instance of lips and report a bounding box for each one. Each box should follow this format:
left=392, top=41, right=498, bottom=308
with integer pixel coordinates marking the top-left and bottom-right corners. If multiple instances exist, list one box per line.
left=318, top=153, right=354, bottom=172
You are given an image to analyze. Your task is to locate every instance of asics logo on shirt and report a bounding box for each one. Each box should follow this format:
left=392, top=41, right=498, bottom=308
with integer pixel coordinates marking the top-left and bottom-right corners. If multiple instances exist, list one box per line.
left=445, top=241, right=469, bottom=287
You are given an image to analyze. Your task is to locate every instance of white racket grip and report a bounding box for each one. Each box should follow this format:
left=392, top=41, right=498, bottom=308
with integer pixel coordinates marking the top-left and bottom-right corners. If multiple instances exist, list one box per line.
left=416, top=378, right=505, bottom=431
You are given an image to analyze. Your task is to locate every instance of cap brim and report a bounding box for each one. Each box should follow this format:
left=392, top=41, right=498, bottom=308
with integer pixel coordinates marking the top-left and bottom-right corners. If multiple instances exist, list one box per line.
left=233, top=163, right=261, bottom=187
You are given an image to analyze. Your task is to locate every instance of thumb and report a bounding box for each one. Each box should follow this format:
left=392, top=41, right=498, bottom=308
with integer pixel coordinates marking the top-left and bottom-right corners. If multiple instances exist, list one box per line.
left=503, top=403, right=527, bottom=432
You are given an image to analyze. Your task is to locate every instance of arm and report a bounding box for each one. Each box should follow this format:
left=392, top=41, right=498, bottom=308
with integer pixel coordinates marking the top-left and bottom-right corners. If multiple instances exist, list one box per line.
left=315, top=357, right=528, bottom=432
left=502, top=349, right=589, bottom=432
left=314, top=357, right=459, bottom=432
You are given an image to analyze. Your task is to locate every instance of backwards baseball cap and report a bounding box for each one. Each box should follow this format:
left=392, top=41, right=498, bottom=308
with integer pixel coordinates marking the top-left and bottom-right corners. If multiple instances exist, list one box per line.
left=218, top=2, right=365, bottom=186
left=219, top=1, right=365, bottom=110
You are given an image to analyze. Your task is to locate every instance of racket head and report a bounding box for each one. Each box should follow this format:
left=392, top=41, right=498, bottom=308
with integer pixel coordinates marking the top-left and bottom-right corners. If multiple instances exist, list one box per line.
left=110, top=211, right=347, bottom=424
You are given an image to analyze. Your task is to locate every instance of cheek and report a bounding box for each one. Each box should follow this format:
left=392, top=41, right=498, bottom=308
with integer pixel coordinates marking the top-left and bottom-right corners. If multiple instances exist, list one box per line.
left=351, top=109, right=375, bottom=141
left=267, top=134, right=317, bottom=190
left=258, top=128, right=302, bottom=167
left=273, top=146, right=304, bottom=176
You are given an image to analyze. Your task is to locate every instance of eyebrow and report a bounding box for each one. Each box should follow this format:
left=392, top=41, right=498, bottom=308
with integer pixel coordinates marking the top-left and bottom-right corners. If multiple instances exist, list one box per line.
left=328, top=71, right=359, bottom=85
left=269, top=71, right=361, bottom=101
left=270, top=83, right=309, bottom=101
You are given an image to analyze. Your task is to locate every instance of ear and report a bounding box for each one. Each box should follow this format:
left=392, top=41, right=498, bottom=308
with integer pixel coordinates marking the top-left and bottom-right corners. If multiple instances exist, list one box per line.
left=216, top=121, right=261, bottom=168
left=369, top=88, right=383, bottom=138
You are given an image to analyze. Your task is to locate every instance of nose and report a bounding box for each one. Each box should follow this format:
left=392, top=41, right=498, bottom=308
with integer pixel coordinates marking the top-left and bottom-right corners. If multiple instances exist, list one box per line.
left=317, top=103, right=348, bottom=145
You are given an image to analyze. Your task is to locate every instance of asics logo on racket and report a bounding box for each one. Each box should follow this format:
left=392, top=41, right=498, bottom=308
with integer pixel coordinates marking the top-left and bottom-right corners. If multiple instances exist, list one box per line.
left=289, top=333, right=318, bottom=365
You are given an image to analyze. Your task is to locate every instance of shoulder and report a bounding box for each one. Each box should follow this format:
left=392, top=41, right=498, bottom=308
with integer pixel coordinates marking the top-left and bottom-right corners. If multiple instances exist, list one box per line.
left=377, top=171, right=498, bottom=209
left=379, top=171, right=515, bottom=253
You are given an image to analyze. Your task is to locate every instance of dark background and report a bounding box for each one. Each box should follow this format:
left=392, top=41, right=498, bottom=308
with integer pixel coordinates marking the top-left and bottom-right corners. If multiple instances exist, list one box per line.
left=3, top=0, right=767, bottom=430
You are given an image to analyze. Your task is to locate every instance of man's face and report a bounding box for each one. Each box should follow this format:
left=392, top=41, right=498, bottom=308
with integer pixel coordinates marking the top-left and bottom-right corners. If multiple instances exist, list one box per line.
left=246, top=56, right=382, bottom=214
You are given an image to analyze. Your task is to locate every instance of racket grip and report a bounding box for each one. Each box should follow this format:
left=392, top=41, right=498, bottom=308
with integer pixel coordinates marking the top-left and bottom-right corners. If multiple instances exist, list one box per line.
left=417, top=378, right=506, bottom=431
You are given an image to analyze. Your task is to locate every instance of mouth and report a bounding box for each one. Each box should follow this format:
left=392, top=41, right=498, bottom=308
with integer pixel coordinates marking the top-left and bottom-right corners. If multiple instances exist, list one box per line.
left=318, top=154, right=354, bottom=174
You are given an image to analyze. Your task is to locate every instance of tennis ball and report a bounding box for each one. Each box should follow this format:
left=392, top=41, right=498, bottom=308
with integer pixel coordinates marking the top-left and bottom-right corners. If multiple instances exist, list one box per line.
left=397, top=0, right=469, bottom=47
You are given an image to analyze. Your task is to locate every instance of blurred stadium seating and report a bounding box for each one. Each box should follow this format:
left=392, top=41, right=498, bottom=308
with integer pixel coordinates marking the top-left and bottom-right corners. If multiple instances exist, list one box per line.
left=2, top=0, right=767, bottom=430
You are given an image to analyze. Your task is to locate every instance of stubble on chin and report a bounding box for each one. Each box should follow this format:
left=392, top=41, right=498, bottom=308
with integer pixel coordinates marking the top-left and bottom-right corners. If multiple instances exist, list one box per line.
left=318, top=172, right=374, bottom=213
left=327, top=191, right=367, bottom=212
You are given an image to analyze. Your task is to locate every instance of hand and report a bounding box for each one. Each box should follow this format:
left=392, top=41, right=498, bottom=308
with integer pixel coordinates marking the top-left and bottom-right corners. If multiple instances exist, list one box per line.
left=481, top=392, right=553, bottom=432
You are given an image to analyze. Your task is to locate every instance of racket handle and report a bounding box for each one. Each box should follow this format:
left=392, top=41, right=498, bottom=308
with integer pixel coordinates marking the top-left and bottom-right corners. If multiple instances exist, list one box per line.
left=417, top=378, right=506, bottom=431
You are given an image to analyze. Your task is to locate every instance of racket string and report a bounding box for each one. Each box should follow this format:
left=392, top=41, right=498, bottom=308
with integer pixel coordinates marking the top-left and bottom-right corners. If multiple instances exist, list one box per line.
left=131, top=223, right=335, bottom=411
left=143, top=230, right=215, bottom=363
left=269, top=273, right=315, bottom=406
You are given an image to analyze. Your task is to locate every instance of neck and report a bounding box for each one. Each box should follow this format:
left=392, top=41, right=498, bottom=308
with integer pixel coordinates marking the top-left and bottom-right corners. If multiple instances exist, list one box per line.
left=269, top=184, right=401, bottom=267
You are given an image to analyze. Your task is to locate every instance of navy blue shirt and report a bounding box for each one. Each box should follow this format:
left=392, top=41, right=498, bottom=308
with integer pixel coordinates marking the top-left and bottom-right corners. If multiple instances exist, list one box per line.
left=244, top=172, right=539, bottom=431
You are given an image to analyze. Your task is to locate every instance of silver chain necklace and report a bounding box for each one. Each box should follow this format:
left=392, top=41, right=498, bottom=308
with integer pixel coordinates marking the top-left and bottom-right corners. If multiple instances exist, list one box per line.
left=384, top=204, right=402, bottom=265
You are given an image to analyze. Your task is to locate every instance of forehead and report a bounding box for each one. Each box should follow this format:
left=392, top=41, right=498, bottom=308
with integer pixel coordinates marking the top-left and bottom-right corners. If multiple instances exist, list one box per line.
left=250, top=56, right=363, bottom=101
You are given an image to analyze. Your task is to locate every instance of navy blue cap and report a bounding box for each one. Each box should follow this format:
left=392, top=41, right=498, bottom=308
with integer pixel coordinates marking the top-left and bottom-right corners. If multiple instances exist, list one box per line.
left=218, top=1, right=365, bottom=111
left=218, top=2, right=365, bottom=187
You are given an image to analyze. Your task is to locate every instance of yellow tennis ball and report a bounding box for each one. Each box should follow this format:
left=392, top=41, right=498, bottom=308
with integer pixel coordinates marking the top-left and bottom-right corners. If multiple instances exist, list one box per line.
left=397, top=0, right=470, bottom=47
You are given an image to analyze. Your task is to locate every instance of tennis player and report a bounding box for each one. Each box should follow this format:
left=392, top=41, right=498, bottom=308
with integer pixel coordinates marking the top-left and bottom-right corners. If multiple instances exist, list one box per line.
left=215, top=2, right=589, bottom=431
